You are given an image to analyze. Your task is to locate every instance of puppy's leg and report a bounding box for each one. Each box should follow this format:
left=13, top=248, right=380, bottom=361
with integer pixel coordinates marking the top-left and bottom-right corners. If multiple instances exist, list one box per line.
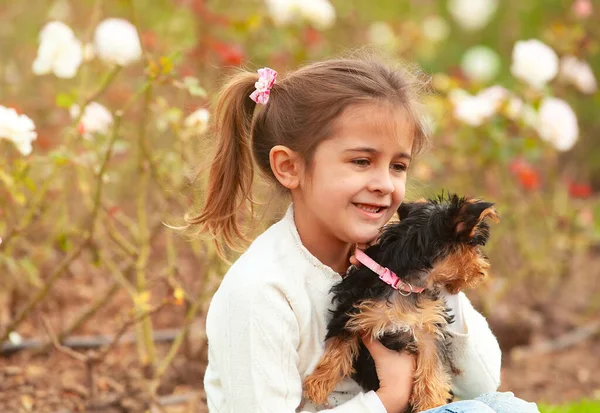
left=303, top=335, right=360, bottom=405
left=410, top=324, right=453, bottom=412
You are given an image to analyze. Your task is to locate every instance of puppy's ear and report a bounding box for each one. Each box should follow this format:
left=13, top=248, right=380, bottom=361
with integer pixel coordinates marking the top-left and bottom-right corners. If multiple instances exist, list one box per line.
left=397, top=198, right=427, bottom=220
left=397, top=203, right=414, bottom=220
left=453, top=199, right=500, bottom=240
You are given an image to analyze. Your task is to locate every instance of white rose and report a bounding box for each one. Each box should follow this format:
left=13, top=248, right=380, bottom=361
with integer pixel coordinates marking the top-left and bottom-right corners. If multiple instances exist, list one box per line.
left=535, top=97, right=578, bottom=151
left=184, top=108, right=210, bottom=134
left=448, top=0, right=498, bottom=31
left=0, top=105, right=37, bottom=156
left=559, top=55, right=597, bottom=95
left=32, top=21, right=82, bottom=79
left=510, top=39, right=559, bottom=89
left=454, top=95, right=486, bottom=126
left=461, top=46, right=501, bottom=83
left=264, top=0, right=299, bottom=26
left=504, top=96, right=524, bottom=120
left=301, top=0, right=336, bottom=29
left=368, top=22, right=397, bottom=51
left=448, top=88, right=470, bottom=106
left=422, top=15, right=450, bottom=42
left=94, top=18, right=142, bottom=66
left=70, top=102, right=113, bottom=140
left=452, top=86, right=507, bottom=126
left=501, top=95, right=538, bottom=126
left=264, top=0, right=335, bottom=29
left=478, top=85, right=508, bottom=105
left=521, top=104, right=538, bottom=129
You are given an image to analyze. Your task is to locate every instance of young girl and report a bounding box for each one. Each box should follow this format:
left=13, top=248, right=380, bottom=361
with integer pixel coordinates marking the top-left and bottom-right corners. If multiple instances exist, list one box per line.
left=190, top=54, right=540, bottom=413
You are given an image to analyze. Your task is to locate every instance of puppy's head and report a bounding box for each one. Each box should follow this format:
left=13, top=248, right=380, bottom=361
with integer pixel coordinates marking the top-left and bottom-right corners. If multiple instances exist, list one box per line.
left=377, top=193, right=499, bottom=294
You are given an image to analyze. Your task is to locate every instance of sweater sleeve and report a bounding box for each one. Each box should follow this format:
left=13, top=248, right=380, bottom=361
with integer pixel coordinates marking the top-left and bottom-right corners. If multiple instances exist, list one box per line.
left=205, top=281, right=385, bottom=413
left=447, top=292, right=502, bottom=399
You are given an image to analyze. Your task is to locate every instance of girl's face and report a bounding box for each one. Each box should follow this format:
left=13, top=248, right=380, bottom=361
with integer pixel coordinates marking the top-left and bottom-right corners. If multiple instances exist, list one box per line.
left=292, top=102, right=415, bottom=257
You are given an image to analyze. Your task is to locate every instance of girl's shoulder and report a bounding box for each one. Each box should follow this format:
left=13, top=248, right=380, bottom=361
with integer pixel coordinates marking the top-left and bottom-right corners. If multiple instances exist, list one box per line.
left=211, top=205, right=340, bottom=306
left=219, top=213, right=301, bottom=290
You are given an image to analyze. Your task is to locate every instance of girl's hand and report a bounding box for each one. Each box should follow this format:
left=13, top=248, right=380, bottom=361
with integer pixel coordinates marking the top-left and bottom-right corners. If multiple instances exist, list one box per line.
left=362, top=335, right=415, bottom=413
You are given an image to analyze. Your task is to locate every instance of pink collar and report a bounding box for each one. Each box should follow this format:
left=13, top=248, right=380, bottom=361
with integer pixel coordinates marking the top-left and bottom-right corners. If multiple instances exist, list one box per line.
left=354, top=249, right=425, bottom=296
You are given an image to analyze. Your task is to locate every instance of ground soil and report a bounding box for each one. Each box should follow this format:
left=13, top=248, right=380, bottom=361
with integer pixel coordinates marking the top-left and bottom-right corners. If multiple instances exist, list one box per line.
left=1, top=251, right=599, bottom=413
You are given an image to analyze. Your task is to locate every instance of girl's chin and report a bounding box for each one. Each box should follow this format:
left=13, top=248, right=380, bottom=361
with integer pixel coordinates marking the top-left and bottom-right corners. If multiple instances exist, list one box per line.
left=347, top=229, right=380, bottom=245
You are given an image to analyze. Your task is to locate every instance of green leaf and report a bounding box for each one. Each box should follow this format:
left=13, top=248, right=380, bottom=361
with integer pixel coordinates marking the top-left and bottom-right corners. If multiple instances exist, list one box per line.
left=189, top=85, right=207, bottom=97
left=56, top=92, right=77, bottom=109
left=173, top=76, right=207, bottom=97
left=56, top=232, right=72, bottom=252
left=18, top=258, right=43, bottom=288
left=49, top=150, right=71, bottom=166
left=0, top=169, right=15, bottom=187
left=22, top=177, right=36, bottom=192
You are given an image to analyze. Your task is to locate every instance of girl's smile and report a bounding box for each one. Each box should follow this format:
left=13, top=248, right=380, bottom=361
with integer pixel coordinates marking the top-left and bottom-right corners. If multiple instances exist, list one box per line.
left=353, top=202, right=389, bottom=219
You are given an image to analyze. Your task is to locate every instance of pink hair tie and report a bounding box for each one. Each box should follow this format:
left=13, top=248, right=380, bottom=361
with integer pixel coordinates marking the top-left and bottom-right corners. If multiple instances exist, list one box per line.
left=249, top=67, right=277, bottom=105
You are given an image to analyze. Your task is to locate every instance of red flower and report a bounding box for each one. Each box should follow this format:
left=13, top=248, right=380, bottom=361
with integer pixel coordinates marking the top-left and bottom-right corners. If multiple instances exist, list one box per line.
left=509, top=159, right=541, bottom=191
left=303, top=27, right=323, bottom=48
left=212, top=41, right=244, bottom=66
left=568, top=181, right=592, bottom=199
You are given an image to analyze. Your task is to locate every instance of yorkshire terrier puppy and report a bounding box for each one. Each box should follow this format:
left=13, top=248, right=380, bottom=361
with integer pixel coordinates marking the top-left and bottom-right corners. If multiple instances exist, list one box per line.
left=303, top=194, right=499, bottom=413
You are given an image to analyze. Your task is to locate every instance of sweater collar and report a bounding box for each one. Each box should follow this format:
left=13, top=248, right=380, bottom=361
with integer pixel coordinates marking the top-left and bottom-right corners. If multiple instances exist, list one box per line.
left=283, top=204, right=343, bottom=283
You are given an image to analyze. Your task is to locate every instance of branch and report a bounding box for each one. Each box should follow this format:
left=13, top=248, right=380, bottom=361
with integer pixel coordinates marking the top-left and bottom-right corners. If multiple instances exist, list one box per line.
left=510, top=319, right=600, bottom=361
left=41, top=316, right=87, bottom=363
left=95, top=301, right=167, bottom=363
left=39, top=281, right=121, bottom=353
left=0, top=240, right=89, bottom=343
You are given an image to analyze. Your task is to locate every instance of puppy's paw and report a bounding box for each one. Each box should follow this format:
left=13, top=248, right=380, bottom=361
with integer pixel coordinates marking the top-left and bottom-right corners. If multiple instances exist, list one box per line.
left=303, top=374, right=333, bottom=406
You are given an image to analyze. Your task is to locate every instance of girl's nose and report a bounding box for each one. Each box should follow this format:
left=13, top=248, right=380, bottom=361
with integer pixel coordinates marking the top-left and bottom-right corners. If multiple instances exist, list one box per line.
left=369, top=171, right=395, bottom=194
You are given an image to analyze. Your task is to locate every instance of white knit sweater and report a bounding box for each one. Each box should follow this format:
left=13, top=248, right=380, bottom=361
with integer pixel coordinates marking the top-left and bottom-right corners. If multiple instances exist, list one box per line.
left=204, top=206, right=502, bottom=413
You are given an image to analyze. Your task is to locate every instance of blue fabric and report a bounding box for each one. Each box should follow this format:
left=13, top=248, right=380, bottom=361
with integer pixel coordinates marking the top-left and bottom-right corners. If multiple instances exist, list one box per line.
left=419, top=392, right=540, bottom=413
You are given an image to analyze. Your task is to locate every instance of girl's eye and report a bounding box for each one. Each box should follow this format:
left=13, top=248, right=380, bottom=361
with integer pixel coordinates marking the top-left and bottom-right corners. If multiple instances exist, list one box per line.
left=391, top=163, right=408, bottom=172
left=352, top=159, right=370, bottom=167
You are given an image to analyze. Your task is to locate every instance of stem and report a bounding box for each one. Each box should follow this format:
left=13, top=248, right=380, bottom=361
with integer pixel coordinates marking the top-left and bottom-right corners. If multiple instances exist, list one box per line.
left=103, top=254, right=138, bottom=297
left=37, top=280, right=120, bottom=354
left=134, top=84, right=156, bottom=367
left=152, top=292, right=204, bottom=391
left=57, top=281, right=120, bottom=344
left=71, top=66, right=122, bottom=131
left=0, top=241, right=88, bottom=343
left=104, top=214, right=139, bottom=259
left=0, top=166, right=58, bottom=251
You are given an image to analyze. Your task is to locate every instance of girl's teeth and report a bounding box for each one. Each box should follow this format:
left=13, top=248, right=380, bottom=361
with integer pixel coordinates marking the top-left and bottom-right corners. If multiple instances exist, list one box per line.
left=358, top=204, right=380, bottom=213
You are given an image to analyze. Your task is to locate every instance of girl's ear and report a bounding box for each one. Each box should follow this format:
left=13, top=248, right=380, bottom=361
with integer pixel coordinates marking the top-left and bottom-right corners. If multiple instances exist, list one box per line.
left=270, top=145, right=303, bottom=189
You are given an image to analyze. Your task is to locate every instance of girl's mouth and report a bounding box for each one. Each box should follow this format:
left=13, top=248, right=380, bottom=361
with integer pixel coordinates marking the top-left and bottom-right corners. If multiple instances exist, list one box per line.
left=354, top=203, right=387, bottom=216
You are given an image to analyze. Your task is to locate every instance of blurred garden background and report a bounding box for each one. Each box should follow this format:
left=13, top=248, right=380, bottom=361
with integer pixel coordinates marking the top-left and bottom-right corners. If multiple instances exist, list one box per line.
left=1, top=0, right=599, bottom=412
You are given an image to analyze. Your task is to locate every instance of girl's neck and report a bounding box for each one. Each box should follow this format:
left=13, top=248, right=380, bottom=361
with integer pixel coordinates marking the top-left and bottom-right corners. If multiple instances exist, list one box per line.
left=292, top=208, right=352, bottom=275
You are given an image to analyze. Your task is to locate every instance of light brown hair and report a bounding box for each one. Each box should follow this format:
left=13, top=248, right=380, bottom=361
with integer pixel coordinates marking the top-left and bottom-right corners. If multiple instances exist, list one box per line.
left=185, top=52, right=432, bottom=254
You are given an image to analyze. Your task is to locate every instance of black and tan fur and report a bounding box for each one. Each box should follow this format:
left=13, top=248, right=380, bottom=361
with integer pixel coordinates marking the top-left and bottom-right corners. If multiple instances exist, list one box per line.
left=303, top=194, right=499, bottom=412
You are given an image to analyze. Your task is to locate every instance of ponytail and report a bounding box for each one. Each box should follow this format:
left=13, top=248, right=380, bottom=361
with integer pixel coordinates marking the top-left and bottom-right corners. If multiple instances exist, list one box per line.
left=185, top=71, right=258, bottom=255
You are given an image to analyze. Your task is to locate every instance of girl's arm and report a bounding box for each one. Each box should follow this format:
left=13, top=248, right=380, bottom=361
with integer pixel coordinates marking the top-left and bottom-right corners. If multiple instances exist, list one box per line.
left=443, top=292, right=502, bottom=399
left=204, top=281, right=387, bottom=413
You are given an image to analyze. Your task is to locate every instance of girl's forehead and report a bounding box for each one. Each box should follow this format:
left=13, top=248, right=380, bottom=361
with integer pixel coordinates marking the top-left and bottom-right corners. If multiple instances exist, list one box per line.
left=329, top=103, right=415, bottom=149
